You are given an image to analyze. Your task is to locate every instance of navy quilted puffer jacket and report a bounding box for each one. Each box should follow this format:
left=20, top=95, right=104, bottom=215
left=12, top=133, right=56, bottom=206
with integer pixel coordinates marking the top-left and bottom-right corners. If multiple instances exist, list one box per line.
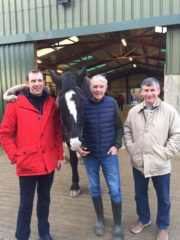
left=83, top=96, right=116, bottom=159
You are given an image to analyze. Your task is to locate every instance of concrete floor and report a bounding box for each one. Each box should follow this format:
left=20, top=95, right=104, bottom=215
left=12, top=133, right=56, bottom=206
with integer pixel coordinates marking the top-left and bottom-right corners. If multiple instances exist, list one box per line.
left=0, top=146, right=180, bottom=240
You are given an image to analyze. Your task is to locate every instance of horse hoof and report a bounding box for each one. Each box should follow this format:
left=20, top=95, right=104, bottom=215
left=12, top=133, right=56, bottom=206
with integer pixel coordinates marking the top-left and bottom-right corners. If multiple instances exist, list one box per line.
left=70, top=189, right=81, bottom=198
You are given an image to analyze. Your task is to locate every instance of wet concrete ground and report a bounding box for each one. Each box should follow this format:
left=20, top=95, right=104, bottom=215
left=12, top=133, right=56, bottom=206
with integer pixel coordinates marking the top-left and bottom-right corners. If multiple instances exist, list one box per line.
left=0, top=146, right=180, bottom=240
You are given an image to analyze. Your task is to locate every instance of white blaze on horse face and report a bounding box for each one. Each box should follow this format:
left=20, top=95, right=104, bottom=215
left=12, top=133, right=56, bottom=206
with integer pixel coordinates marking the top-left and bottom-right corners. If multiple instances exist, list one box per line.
left=65, top=90, right=77, bottom=122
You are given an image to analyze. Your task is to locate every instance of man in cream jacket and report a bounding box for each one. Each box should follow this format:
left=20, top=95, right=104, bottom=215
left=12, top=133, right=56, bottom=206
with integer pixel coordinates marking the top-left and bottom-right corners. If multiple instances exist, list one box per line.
left=124, top=77, right=180, bottom=240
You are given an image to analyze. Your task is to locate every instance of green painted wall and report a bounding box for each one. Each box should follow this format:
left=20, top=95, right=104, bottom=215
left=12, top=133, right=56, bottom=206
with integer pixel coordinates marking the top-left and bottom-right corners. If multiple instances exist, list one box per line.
left=0, top=0, right=180, bottom=44
left=0, top=43, right=35, bottom=121
left=166, top=26, right=180, bottom=74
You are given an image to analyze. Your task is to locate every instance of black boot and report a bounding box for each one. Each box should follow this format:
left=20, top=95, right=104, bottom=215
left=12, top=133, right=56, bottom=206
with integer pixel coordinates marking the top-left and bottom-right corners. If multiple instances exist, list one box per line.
left=92, top=196, right=105, bottom=236
left=111, top=201, right=123, bottom=240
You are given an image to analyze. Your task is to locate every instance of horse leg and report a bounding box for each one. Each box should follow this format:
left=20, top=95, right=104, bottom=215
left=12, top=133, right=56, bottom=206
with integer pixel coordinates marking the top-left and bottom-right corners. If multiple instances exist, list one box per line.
left=69, top=149, right=81, bottom=198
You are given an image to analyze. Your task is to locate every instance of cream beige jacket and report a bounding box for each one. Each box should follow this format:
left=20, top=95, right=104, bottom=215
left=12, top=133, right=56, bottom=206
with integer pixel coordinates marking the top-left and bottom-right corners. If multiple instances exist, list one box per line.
left=124, top=99, right=180, bottom=177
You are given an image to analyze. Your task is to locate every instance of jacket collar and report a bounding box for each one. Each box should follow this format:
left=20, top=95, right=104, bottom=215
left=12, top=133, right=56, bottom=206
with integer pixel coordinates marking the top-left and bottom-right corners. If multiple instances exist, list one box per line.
left=138, top=98, right=161, bottom=113
left=17, top=94, right=54, bottom=113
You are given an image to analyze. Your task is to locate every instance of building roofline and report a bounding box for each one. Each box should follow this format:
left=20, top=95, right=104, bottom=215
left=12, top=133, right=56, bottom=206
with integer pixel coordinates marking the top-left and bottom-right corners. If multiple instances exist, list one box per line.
left=0, top=14, right=180, bottom=45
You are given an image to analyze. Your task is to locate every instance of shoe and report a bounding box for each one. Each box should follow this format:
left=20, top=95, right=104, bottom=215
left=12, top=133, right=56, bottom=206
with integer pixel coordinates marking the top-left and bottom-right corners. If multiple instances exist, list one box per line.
left=39, top=234, right=54, bottom=240
left=94, top=220, right=104, bottom=236
left=157, top=229, right=168, bottom=240
left=130, top=220, right=151, bottom=234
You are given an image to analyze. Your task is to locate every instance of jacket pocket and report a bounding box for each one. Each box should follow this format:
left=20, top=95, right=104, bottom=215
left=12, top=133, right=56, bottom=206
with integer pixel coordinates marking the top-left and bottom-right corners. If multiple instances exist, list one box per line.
left=16, top=146, right=37, bottom=156
left=15, top=146, right=38, bottom=172
left=152, top=145, right=168, bottom=161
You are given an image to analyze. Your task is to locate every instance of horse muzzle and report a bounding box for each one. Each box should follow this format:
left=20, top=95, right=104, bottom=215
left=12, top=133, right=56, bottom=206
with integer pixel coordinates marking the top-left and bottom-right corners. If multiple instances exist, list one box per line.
left=69, top=137, right=82, bottom=151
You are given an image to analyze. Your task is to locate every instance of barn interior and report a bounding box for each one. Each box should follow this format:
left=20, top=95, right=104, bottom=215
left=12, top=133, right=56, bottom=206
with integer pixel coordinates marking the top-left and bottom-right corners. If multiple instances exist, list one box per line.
left=36, top=26, right=166, bottom=106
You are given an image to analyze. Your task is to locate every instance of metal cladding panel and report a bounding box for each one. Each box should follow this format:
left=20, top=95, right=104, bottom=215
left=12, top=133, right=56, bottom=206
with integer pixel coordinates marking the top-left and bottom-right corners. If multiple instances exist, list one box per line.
left=0, top=0, right=180, bottom=37
left=166, top=27, right=180, bottom=75
left=0, top=43, right=35, bottom=121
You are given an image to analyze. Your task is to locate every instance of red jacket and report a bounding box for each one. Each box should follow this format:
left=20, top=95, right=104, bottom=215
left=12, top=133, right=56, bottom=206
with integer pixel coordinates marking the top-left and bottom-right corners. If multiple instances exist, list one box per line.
left=0, top=95, right=64, bottom=176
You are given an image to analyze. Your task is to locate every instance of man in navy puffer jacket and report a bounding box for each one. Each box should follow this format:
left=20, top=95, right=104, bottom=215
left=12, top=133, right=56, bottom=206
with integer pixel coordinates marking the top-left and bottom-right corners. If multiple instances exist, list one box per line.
left=78, top=74, right=124, bottom=240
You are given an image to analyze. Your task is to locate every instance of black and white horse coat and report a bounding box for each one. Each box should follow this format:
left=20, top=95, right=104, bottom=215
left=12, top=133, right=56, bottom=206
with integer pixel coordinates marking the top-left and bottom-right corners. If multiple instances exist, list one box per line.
left=59, top=87, right=84, bottom=151
left=49, top=67, right=90, bottom=197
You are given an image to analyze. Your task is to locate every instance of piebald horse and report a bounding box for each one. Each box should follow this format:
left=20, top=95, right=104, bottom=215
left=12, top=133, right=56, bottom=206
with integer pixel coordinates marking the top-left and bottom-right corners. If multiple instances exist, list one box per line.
left=49, top=67, right=90, bottom=197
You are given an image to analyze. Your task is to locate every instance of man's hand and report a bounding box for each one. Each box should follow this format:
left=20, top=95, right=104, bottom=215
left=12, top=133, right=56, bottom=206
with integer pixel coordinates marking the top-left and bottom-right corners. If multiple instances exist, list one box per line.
left=77, top=147, right=90, bottom=157
left=56, top=160, right=64, bottom=171
left=107, top=146, right=118, bottom=155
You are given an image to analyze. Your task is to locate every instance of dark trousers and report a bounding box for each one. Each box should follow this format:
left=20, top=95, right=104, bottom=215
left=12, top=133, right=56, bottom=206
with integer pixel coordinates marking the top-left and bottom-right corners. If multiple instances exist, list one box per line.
left=15, top=171, right=54, bottom=240
left=133, top=168, right=170, bottom=229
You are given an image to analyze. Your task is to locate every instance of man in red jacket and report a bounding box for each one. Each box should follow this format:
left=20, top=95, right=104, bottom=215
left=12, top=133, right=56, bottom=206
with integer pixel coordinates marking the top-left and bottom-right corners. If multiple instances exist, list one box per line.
left=0, top=69, right=64, bottom=240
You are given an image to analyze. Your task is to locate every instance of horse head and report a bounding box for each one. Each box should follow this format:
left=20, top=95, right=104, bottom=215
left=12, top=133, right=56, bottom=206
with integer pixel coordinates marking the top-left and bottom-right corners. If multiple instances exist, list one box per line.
left=49, top=67, right=90, bottom=151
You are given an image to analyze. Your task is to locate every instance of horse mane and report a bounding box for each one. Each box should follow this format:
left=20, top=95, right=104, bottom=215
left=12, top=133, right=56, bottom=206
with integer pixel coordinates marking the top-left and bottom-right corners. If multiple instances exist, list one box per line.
left=79, top=76, right=91, bottom=98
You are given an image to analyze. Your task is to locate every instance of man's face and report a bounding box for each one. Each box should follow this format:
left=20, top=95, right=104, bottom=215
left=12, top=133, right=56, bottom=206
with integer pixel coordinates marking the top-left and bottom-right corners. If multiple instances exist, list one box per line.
left=141, top=84, right=160, bottom=106
left=27, top=72, right=45, bottom=96
left=90, top=79, right=107, bottom=102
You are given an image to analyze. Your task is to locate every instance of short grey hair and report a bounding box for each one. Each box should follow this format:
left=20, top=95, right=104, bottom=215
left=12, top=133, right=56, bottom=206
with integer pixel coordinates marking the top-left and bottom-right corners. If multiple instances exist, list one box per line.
left=141, top=77, right=160, bottom=90
left=91, top=74, right=108, bottom=85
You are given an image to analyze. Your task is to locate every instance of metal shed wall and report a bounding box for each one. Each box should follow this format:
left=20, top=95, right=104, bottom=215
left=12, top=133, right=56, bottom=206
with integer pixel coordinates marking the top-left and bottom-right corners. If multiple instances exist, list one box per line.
left=0, top=0, right=180, bottom=121
left=0, top=43, right=35, bottom=121
left=166, top=27, right=180, bottom=74
left=0, top=0, right=180, bottom=39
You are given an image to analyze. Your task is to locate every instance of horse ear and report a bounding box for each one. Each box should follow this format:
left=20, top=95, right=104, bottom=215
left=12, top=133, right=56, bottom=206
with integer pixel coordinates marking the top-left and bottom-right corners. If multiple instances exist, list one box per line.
left=78, top=66, right=87, bottom=79
left=49, top=70, right=62, bottom=88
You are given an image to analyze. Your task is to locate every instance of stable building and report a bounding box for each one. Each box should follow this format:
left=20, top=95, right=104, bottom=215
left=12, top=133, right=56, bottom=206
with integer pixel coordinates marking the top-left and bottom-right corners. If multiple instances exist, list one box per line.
left=0, top=0, right=180, bottom=120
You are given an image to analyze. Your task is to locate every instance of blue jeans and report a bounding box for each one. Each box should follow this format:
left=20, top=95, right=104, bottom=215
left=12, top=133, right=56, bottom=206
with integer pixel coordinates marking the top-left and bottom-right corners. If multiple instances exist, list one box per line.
left=133, top=168, right=170, bottom=229
left=83, top=154, right=122, bottom=203
left=15, top=171, right=54, bottom=240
